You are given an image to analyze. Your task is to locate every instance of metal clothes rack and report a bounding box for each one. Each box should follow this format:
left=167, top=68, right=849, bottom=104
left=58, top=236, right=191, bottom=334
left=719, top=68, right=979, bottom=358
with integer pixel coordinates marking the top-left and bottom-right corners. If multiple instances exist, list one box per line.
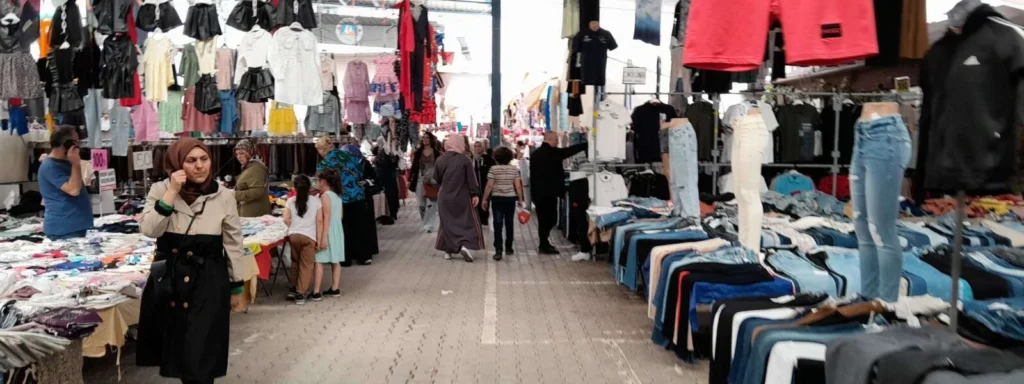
left=591, top=90, right=906, bottom=197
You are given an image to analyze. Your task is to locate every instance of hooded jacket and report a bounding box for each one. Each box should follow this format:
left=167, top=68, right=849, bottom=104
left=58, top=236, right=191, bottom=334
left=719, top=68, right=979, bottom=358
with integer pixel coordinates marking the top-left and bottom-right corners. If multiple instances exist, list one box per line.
left=915, top=5, right=1024, bottom=198
left=235, top=160, right=271, bottom=217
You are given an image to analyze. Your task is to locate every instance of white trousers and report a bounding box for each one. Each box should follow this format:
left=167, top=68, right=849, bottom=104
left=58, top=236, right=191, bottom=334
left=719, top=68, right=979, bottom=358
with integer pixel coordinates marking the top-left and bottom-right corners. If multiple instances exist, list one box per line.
left=732, top=116, right=770, bottom=250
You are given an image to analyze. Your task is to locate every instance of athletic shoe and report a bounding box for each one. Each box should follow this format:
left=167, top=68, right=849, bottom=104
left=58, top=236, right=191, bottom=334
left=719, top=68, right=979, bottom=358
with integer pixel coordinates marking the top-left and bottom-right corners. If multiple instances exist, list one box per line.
left=460, top=247, right=474, bottom=262
left=324, top=289, right=341, bottom=298
left=444, top=253, right=454, bottom=260
left=285, top=289, right=300, bottom=301
left=359, top=259, right=372, bottom=266
left=571, top=252, right=590, bottom=262
left=294, top=296, right=306, bottom=305
left=309, top=292, right=323, bottom=302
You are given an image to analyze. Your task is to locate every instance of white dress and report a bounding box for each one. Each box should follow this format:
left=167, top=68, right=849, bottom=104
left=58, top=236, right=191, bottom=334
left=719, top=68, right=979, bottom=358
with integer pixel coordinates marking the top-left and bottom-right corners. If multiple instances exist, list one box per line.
left=142, top=36, right=173, bottom=102
left=268, top=28, right=322, bottom=106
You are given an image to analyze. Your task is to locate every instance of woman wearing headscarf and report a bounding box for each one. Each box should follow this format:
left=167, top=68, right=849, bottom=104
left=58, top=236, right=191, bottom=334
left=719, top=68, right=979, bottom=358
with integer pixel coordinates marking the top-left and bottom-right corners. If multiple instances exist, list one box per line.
left=233, top=139, right=270, bottom=217
left=434, top=134, right=485, bottom=262
left=340, top=144, right=380, bottom=265
left=137, top=138, right=257, bottom=384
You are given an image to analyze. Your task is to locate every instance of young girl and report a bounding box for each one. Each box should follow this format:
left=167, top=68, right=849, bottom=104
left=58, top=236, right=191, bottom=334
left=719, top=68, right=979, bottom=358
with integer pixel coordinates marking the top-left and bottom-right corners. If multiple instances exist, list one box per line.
left=283, top=175, right=321, bottom=305
left=481, top=147, right=524, bottom=261
left=312, top=169, right=345, bottom=300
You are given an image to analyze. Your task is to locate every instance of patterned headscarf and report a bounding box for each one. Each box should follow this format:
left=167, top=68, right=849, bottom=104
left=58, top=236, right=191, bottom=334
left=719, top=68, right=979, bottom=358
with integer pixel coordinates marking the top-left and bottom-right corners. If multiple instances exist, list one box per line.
left=233, top=139, right=254, bottom=157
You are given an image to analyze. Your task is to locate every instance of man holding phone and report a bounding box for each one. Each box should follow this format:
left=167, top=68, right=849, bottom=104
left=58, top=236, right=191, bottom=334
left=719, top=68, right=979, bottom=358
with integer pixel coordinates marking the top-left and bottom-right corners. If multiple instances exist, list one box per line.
left=39, top=126, right=94, bottom=240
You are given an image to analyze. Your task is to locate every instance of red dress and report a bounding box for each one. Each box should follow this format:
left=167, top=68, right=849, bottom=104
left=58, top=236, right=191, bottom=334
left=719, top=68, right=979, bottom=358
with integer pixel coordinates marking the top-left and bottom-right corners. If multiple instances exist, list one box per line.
left=120, top=7, right=142, bottom=107
left=392, top=0, right=415, bottom=105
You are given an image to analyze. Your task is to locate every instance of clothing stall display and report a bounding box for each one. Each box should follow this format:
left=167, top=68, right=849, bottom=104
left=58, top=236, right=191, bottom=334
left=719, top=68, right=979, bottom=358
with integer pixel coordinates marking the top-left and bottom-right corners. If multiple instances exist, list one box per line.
left=631, top=100, right=678, bottom=164
left=235, top=27, right=274, bottom=103
left=571, top=26, right=618, bottom=86
left=98, top=34, right=138, bottom=100
left=593, top=100, right=629, bottom=162
left=141, top=36, right=173, bottom=102
left=136, top=0, right=183, bottom=33
left=226, top=0, right=275, bottom=32
left=667, top=121, right=699, bottom=218
left=305, top=92, right=342, bottom=134
left=0, top=20, right=44, bottom=100
left=370, top=54, right=400, bottom=100
left=273, top=0, right=317, bottom=29
left=45, top=47, right=84, bottom=113
left=182, top=2, right=222, bottom=40
left=268, top=25, right=322, bottom=106
left=343, top=60, right=371, bottom=124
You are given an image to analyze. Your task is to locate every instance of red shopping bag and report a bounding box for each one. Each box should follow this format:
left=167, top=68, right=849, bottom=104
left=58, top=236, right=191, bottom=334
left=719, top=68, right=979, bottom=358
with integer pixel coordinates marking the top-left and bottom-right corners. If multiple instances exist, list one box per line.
left=518, top=209, right=531, bottom=224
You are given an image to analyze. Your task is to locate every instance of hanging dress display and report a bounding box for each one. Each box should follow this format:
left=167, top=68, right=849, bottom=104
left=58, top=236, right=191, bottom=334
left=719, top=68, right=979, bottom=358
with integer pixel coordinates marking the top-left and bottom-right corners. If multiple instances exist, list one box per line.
left=99, top=33, right=138, bottom=99
left=319, top=54, right=336, bottom=91
left=183, top=2, right=222, bottom=40
left=268, top=26, right=321, bottom=106
left=142, top=35, right=174, bottom=102
left=305, top=92, right=341, bottom=133
left=226, top=0, right=274, bottom=32
left=131, top=100, right=159, bottom=142
left=180, top=43, right=200, bottom=88
left=343, top=60, right=370, bottom=124
left=193, top=39, right=220, bottom=115
left=215, top=47, right=234, bottom=90
left=234, top=27, right=273, bottom=102
left=73, top=32, right=101, bottom=95
left=238, top=101, right=265, bottom=131
left=273, top=0, right=316, bottom=29
left=0, top=20, right=44, bottom=100
left=182, top=87, right=216, bottom=133
left=93, top=0, right=132, bottom=35
left=370, top=54, right=399, bottom=99
left=159, top=66, right=184, bottom=134
left=46, top=47, right=84, bottom=113
left=137, top=0, right=182, bottom=32
left=50, top=0, right=83, bottom=50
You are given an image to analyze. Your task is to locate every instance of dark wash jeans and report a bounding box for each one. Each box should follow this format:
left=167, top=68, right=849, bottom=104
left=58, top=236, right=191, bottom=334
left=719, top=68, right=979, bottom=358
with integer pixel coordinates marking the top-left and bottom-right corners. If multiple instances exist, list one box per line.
left=47, top=230, right=88, bottom=241
left=491, top=196, right=517, bottom=252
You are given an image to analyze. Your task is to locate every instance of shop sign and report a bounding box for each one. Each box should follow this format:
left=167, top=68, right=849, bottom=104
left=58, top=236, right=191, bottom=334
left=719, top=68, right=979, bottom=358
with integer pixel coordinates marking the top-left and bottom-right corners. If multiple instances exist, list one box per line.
left=91, top=149, right=109, bottom=170
left=98, top=169, right=116, bottom=192
left=335, top=18, right=365, bottom=45
left=133, top=151, right=154, bottom=171
left=623, top=67, right=647, bottom=85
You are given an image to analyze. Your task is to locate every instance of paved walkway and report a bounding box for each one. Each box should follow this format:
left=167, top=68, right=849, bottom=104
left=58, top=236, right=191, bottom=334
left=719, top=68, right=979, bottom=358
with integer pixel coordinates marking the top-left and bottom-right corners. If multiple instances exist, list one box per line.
left=84, top=201, right=708, bottom=383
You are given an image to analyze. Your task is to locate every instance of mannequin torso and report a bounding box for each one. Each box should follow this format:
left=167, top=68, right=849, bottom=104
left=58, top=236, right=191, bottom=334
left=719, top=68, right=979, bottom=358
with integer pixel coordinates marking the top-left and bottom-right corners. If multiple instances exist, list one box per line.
left=860, top=102, right=899, bottom=120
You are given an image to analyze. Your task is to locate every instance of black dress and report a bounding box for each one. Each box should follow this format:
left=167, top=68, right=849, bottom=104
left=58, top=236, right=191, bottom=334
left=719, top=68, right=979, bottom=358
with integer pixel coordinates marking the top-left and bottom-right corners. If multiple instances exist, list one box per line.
left=46, top=48, right=84, bottom=113
left=49, top=0, right=84, bottom=50
left=183, top=3, right=223, bottom=40
left=136, top=232, right=230, bottom=381
left=137, top=1, right=184, bottom=32
left=226, top=0, right=275, bottom=32
left=99, top=34, right=138, bottom=99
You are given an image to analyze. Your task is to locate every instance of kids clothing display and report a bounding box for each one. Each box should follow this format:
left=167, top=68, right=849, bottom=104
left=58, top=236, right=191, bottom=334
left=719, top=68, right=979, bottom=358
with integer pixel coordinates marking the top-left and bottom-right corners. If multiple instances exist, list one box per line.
left=371, top=55, right=400, bottom=99
left=268, top=27, right=321, bottom=106
left=268, top=101, right=297, bottom=136
left=343, top=60, right=371, bottom=124
left=142, top=36, right=174, bottom=102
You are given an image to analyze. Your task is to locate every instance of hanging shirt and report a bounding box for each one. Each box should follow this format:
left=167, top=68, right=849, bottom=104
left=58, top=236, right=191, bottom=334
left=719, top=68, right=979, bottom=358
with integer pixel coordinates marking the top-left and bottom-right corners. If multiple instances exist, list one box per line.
left=594, top=100, right=630, bottom=162
left=631, top=101, right=678, bottom=163
left=588, top=171, right=628, bottom=207
left=572, top=28, right=618, bottom=86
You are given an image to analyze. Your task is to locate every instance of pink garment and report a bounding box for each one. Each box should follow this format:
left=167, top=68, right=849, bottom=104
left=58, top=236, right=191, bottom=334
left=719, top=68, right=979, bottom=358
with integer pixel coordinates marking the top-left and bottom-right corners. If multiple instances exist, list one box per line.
left=216, top=48, right=235, bottom=90
left=343, top=60, right=370, bottom=103
left=130, top=101, right=159, bottom=142
left=370, top=55, right=399, bottom=100
left=182, top=87, right=217, bottom=133
left=239, top=101, right=266, bottom=131
left=345, top=100, right=370, bottom=124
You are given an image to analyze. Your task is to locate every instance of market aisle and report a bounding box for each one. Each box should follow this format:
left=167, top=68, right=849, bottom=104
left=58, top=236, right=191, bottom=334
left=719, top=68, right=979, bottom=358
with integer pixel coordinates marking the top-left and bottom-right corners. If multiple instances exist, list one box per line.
left=84, top=201, right=707, bottom=383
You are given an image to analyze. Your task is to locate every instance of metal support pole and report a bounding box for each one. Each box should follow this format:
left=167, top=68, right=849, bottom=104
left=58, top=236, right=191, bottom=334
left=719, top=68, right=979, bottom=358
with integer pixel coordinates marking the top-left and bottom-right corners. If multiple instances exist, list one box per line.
left=831, top=94, right=842, bottom=195
left=656, top=56, right=662, bottom=100
left=489, top=0, right=502, bottom=148
left=948, top=190, right=967, bottom=329
left=710, top=93, right=720, bottom=195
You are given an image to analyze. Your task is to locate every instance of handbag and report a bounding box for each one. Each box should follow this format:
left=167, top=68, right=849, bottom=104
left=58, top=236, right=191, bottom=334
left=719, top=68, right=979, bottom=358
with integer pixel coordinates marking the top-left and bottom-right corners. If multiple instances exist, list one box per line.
left=423, top=183, right=440, bottom=200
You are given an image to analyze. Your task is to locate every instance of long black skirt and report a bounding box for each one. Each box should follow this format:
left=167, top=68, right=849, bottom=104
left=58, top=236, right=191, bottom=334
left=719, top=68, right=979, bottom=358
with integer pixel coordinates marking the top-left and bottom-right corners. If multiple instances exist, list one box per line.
left=342, top=199, right=379, bottom=265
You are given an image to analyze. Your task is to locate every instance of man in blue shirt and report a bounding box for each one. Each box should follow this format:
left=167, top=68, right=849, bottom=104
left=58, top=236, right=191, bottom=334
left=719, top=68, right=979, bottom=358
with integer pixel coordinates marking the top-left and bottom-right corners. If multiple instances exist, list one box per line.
left=39, top=126, right=93, bottom=239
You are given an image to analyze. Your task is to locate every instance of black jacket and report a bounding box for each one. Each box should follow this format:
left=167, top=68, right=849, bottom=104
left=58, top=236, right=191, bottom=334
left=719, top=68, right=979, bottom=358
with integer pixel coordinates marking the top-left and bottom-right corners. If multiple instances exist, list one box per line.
left=529, top=142, right=587, bottom=198
left=472, top=151, right=496, bottom=190
left=916, top=4, right=1024, bottom=198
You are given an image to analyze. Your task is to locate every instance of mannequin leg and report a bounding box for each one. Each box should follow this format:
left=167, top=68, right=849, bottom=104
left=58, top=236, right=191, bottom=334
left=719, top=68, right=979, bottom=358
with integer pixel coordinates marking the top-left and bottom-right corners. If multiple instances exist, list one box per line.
left=733, top=117, right=768, bottom=250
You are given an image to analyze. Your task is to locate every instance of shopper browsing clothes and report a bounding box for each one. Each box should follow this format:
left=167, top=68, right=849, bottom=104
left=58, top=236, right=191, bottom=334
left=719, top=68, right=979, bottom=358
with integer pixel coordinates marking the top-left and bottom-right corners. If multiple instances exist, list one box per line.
left=38, top=126, right=93, bottom=240
left=136, top=138, right=256, bottom=384
left=434, top=134, right=485, bottom=262
left=341, top=144, right=380, bottom=265
left=410, top=132, right=443, bottom=232
left=471, top=140, right=495, bottom=226
left=313, top=169, right=346, bottom=300
left=283, top=175, right=323, bottom=305
left=530, top=132, right=587, bottom=254
left=232, top=139, right=271, bottom=217
left=482, top=147, right=524, bottom=260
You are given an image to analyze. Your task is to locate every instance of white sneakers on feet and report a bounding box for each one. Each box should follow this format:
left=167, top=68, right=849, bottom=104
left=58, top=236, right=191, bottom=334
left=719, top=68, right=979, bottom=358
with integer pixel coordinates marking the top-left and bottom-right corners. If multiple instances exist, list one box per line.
left=460, top=247, right=474, bottom=262
left=571, top=252, right=590, bottom=262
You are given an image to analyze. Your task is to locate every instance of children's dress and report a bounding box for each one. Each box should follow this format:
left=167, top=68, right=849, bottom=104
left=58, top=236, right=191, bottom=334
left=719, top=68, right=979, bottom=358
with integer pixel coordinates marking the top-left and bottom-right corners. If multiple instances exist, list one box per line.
left=314, top=191, right=346, bottom=264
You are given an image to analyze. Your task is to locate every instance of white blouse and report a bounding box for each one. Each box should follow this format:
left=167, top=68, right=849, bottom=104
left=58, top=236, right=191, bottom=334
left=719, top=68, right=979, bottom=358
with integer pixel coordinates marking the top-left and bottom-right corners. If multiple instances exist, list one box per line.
left=268, top=28, right=322, bottom=106
left=195, top=39, right=217, bottom=75
left=234, top=28, right=272, bottom=84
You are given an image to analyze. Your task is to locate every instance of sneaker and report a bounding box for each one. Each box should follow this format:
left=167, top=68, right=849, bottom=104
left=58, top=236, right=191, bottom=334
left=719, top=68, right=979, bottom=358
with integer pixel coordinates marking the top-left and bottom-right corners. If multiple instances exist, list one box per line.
left=285, top=289, right=300, bottom=301
left=493, top=252, right=503, bottom=261
left=505, top=248, right=515, bottom=255
left=294, top=296, right=307, bottom=305
left=460, top=247, right=474, bottom=262
left=538, top=246, right=559, bottom=255
left=324, top=289, right=341, bottom=298
left=309, top=292, right=323, bottom=302
left=444, top=253, right=454, bottom=260
left=571, top=252, right=590, bottom=262
left=359, top=259, right=372, bottom=266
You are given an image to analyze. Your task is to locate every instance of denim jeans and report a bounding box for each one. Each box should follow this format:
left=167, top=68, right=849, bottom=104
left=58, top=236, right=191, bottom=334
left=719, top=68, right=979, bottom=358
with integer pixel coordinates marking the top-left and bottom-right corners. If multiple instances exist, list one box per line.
left=668, top=123, right=699, bottom=218
left=688, top=278, right=794, bottom=332
left=740, top=324, right=864, bottom=384
left=491, top=196, right=516, bottom=252
left=902, top=251, right=974, bottom=301
left=818, top=247, right=862, bottom=296
left=962, top=297, right=1024, bottom=342
left=47, top=230, right=88, bottom=241
left=416, top=179, right=438, bottom=232
left=612, top=218, right=685, bottom=279
left=622, top=230, right=707, bottom=291
left=592, top=209, right=633, bottom=228
left=850, top=115, right=911, bottom=302
left=613, top=197, right=671, bottom=218
left=766, top=250, right=840, bottom=296
left=732, top=116, right=770, bottom=249
left=83, top=89, right=104, bottom=149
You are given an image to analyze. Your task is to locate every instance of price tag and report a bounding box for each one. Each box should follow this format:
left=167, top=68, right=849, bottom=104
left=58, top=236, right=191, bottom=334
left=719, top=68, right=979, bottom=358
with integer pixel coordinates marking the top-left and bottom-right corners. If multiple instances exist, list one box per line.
left=622, top=67, right=647, bottom=85
left=133, top=150, right=154, bottom=171
left=91, top=149, right=109, bottom=170
left=98, top=169, right=116, bottom=192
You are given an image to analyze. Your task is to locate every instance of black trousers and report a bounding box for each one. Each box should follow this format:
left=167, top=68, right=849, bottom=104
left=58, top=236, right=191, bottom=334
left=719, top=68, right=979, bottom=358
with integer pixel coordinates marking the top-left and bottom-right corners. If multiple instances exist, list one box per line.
left=491, top=196, right=516, bottom=251
left=533, top=195, right=558, bottom=249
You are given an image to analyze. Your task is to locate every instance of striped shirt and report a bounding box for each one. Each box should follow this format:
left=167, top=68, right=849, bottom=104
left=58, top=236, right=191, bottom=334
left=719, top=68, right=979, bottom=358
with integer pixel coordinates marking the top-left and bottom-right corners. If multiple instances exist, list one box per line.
left=487, top=165, right=520, bottom=197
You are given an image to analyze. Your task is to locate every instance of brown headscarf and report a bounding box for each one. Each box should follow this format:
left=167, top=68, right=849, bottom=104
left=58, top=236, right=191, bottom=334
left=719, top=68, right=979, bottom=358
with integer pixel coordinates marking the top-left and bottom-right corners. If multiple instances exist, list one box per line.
left=164, top=138, right=214, bottom=205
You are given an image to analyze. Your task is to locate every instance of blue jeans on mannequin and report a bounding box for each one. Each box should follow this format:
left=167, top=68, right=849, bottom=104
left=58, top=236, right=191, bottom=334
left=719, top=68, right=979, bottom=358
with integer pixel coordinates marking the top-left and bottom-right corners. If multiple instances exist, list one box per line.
left=850, top=116, right=911, bottom=302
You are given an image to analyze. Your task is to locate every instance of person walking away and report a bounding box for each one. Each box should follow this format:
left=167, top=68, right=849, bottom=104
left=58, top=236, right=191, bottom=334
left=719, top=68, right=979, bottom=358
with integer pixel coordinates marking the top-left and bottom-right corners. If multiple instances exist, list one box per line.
left=481, top=147, right=524, bottom=260
left=311, top=169, right=345, bottom=299
left=410, top=132, right=442, bottom=232
left=434, top=134, right=485, bottom=262
left=373, top=142, right=401, bottom=221
left=137, top=138, right=256, bottom=384
left=529, top=132, right=587, bottom=254
left=283, top=175, right=321, bottom=305
left=38, top=126, right=93, bottom=240
left=471, top=140, right=495, bottom=226
left=232, top=139, right=271, bottom=217
left=341, top=144, right=380, bottom=265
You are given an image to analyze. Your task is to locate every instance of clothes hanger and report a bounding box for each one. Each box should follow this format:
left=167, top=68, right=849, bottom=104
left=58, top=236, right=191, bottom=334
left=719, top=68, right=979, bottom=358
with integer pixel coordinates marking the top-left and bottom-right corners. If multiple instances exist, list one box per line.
left=289, top=21, right=303, bottom=31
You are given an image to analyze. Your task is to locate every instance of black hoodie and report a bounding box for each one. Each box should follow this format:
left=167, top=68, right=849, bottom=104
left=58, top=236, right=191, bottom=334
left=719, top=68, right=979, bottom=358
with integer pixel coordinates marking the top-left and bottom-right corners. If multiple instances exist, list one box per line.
left=915, top=5, right=1024, bottom=198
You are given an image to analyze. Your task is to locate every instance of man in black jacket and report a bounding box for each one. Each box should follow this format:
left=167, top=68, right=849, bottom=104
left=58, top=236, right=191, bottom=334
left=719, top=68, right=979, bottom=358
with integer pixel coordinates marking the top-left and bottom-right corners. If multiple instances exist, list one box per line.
left=530, top=132, right=587, bottom=254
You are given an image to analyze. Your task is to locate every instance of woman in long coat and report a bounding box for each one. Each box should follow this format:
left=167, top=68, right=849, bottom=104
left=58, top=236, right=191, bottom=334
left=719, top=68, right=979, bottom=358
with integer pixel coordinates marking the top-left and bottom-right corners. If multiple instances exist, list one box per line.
left=434, top=134, right=485, bottom=262
left=137, top=138, right=257, bottom=383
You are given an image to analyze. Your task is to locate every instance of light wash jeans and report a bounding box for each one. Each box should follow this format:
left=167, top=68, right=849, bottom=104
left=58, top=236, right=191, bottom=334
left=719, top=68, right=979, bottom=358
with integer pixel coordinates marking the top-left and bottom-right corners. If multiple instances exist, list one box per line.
left=668, top=122, right=699, bottom=218
left=732, top=116, right=770, bottom=250
left=416, top=179, right=438, bottom=232
left=83, top=89, right=105, bottom=149
left=850, top=116, right=911, bottom=302
left=109, top=106, right=132, bottom=156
